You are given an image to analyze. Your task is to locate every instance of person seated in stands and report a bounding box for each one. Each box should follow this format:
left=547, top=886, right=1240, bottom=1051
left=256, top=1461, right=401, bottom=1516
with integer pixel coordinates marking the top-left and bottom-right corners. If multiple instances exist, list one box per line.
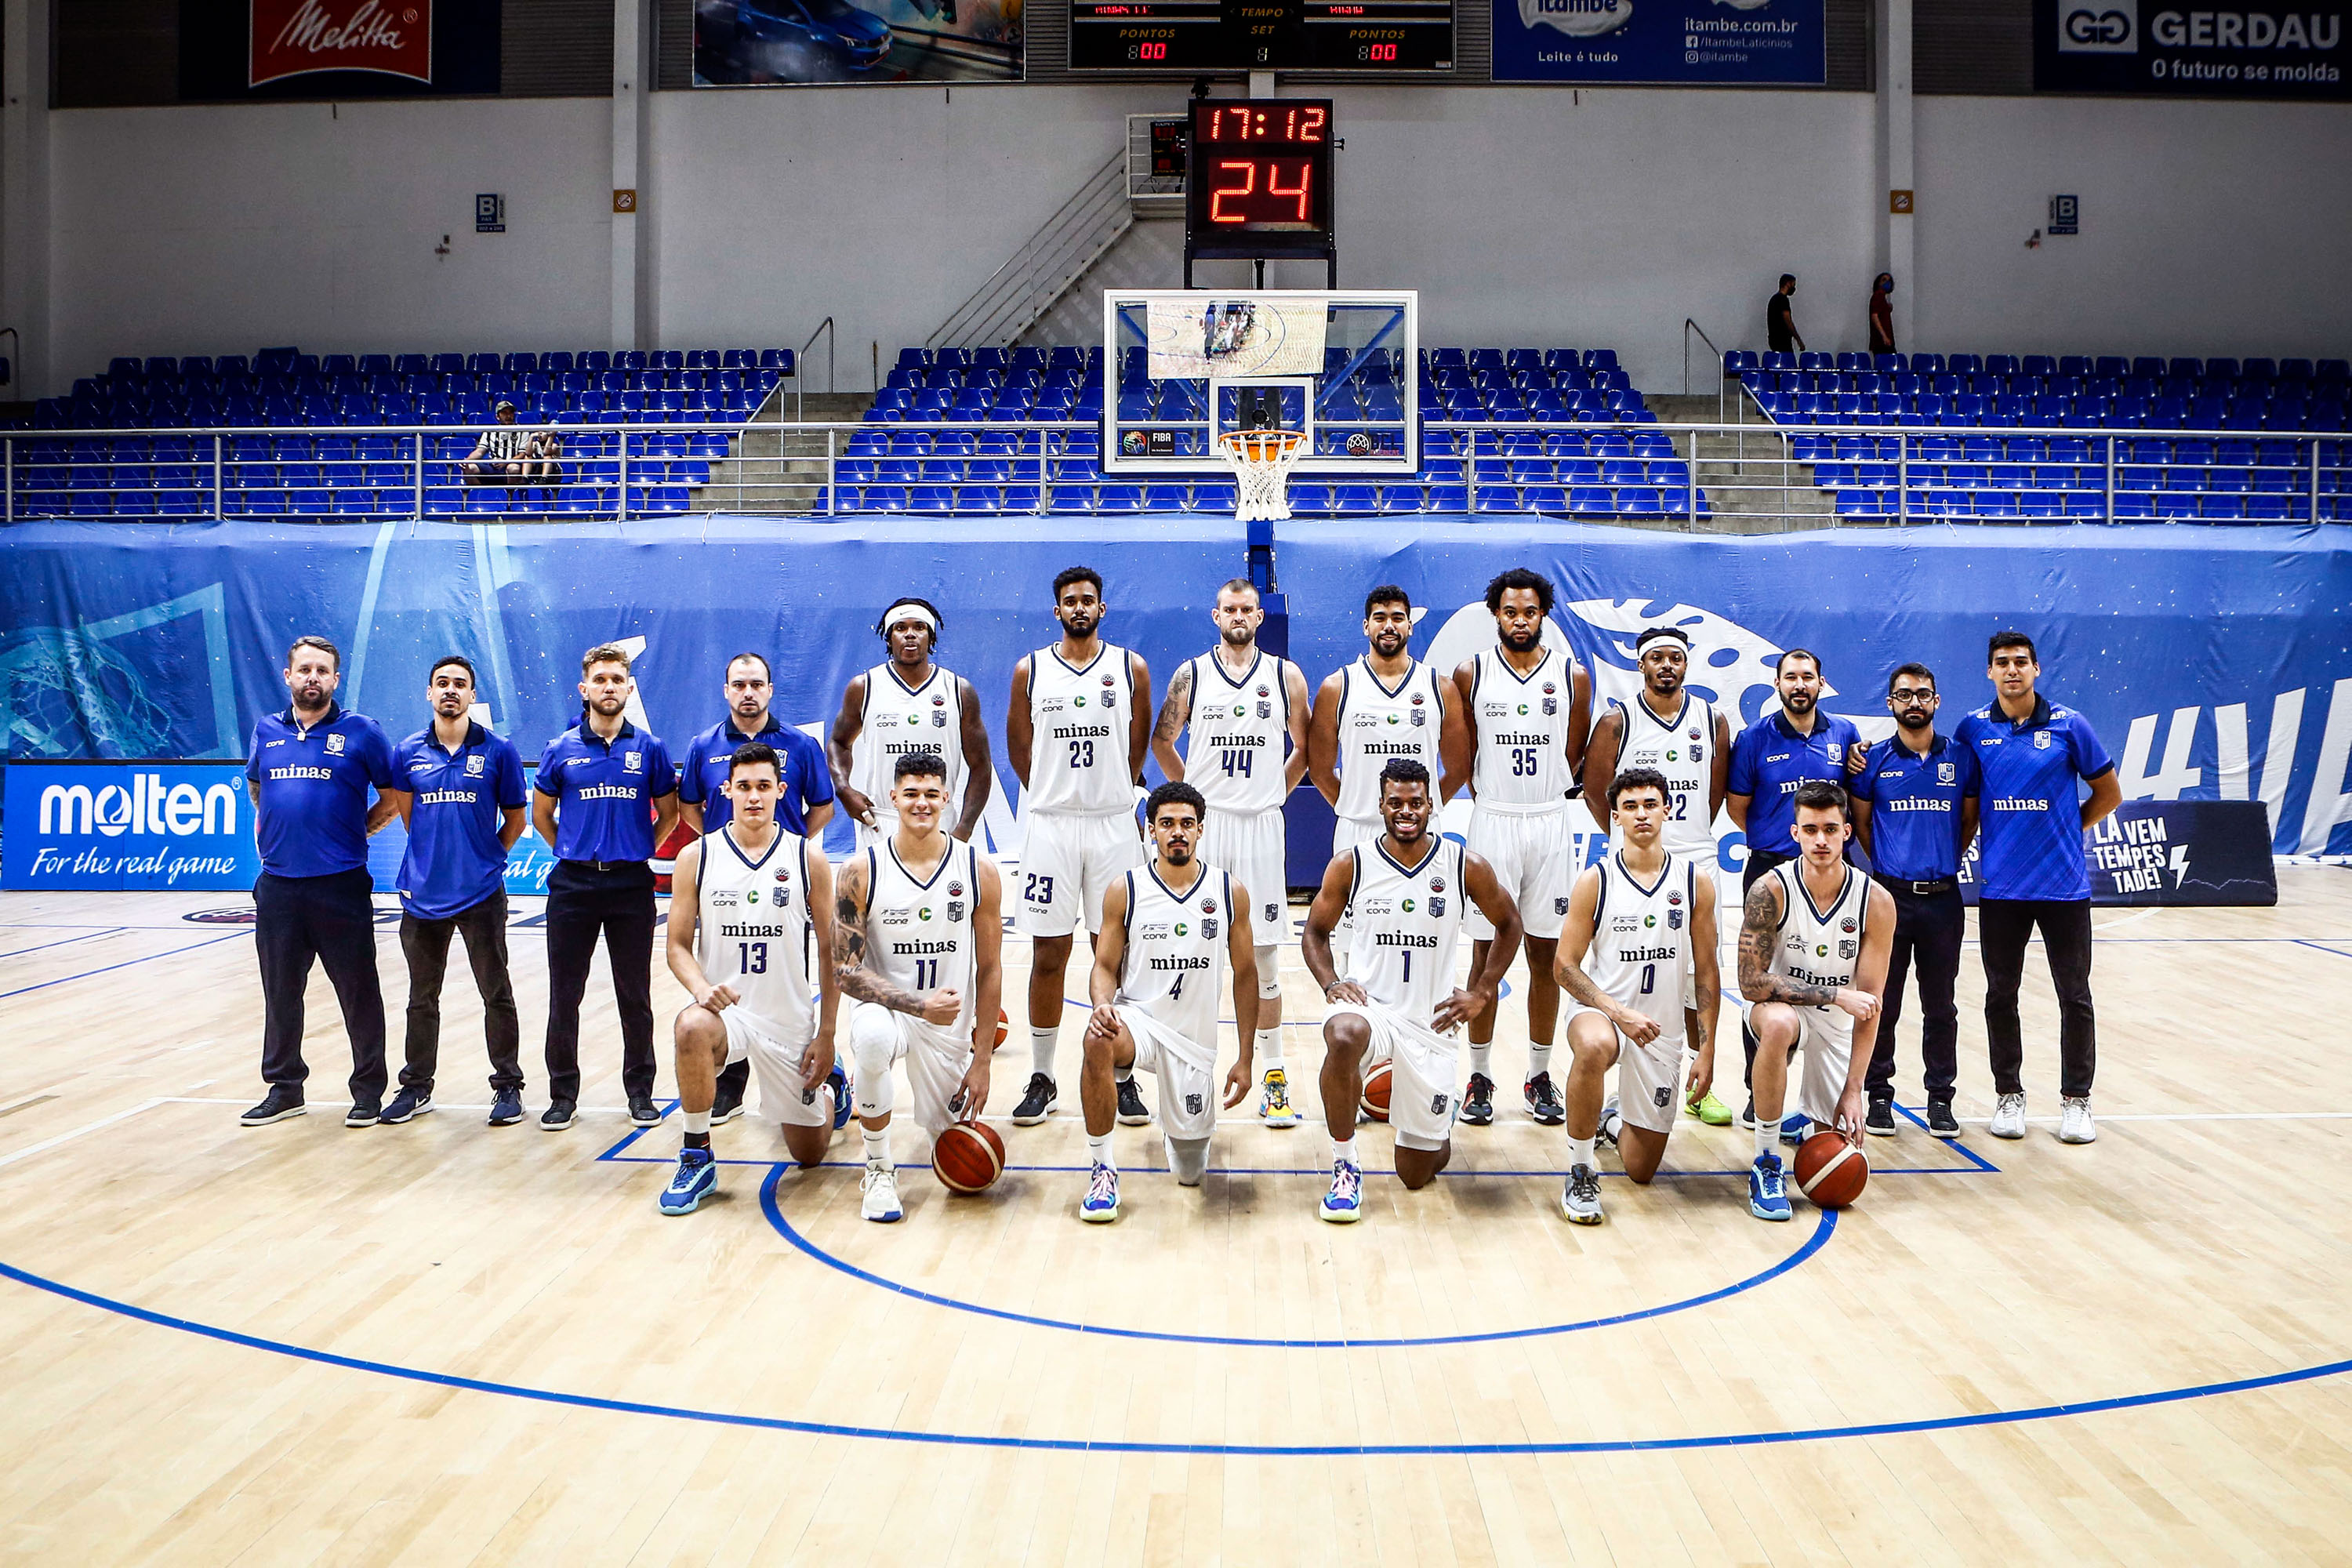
left=465, top=400, right=561, bottom=485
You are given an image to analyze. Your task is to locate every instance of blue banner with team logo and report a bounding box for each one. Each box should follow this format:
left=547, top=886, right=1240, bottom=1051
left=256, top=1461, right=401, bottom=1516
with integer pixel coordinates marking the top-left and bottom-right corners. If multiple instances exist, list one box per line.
left=1492, top=0, right=1825, bottom=85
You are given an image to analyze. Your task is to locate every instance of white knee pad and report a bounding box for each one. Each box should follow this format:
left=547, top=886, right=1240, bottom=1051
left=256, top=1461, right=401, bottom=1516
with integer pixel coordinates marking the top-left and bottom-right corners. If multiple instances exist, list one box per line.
left=1256, top=948, right=1282, bottom=1000
left=1165, top=1135, right=1211, bottom=1186
left=851, top=1010, right=898, bottom=1120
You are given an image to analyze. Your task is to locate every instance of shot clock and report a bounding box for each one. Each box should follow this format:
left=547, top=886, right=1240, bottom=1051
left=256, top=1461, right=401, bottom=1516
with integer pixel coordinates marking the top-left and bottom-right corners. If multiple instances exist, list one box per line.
left=1184, top=98, right=1337, bottom=274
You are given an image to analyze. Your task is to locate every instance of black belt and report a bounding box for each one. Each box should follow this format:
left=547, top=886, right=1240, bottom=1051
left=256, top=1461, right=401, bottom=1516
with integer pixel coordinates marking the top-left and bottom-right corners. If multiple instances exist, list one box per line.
left=562, top=857, right=646, bottom=874
left=1878, top=874, right=1956, bottom=895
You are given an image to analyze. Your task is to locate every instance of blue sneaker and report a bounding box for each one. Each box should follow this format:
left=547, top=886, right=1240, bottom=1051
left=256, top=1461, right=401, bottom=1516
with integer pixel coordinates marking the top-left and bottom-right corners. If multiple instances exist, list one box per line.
left=1779, top=1112, right=1809, bottom=1145
left=1749, top=1152, right=1791, bottom=1221
left=659, top=1147, right=717, bottom=1215
left=1319, top=1160, right=1364, bottom=1224
left=828, top=1062, right=855, bottom=1130
left=1080, top=1163, right=1120, bottom=1223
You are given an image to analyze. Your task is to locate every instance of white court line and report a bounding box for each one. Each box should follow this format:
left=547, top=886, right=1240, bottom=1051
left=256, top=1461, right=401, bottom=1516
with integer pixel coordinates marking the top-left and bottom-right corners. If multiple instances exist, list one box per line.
left=2005, top=1111, right=2352, bottom=1125
left=2092, top=907, right=2161, bottom=933
left=0, top=1098, right=169, bottom=1168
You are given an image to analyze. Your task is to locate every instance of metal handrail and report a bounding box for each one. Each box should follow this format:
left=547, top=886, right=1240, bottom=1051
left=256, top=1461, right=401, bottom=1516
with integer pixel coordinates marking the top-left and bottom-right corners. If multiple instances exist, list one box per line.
left=1682, top=318, right=1728, bottom=419
left=927, top=151, right=1131, bottom=350
left=793, top=317, right=836, bottom=423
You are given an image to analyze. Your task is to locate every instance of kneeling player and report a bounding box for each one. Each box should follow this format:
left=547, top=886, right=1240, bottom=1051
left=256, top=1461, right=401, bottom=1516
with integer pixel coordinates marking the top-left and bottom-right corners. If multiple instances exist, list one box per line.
left=1301, top=758, right=1522, bottom=1222
left=1552, top=768, right=1722, bottom=1224
left=1076, top=782, right=1259, bottom=1221
left=833, top=750, right=1004, bottom=1221
left=1737, top=779, right=1893, bottom=1220
left=659, top=742, right=849, bottom=1215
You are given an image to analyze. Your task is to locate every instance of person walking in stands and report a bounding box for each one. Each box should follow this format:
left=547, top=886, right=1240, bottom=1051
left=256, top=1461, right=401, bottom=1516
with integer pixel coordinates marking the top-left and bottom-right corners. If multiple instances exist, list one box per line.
left=1768, top=274, right=1805, bottom=357
left=1868, top=274, right=1896, bottom=355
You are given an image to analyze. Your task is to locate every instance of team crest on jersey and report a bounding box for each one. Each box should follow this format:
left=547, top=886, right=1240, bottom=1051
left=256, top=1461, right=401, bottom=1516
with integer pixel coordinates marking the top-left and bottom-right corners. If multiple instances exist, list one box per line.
left=625, top=751, right=641, bottom=770
left=1264, top=901, right=1279, bottom=924
left=465, top=754, right=485, bottom=775
left=1428, top=897, right=1445, bottom=917
left=1543, top=698, right=1557, bottom=716
left=1431, top=1093, right=1449, bottom=1116
left=1668, top=909, right=1682, bottom=930
left=2034, top=730, right=2053, bottom=749
left=325, top=733, right=347, bottom=754
left=933, top=708, right=948, bottom=727
left=1186, top=1093, right=1204, bottom=1116
left=1838, top=938, right=1857, bottom=959
left=1203, top=917, right=1218, bottom=938
left=1692, top=745, right=1704, bottom=763
left=1101, top=676, right=1117, bottom=709
left=1555, top=896, right=1570, bottom=915
left=1939, top=762, right=1957, bottom=785
left=947, top=900, right=965, bottom=923
left=1823, top=743, right=1842, bottom=765
left=1258, top=701, right=1272, bottom=718
left=1410, top=707, right=1425, bottom=727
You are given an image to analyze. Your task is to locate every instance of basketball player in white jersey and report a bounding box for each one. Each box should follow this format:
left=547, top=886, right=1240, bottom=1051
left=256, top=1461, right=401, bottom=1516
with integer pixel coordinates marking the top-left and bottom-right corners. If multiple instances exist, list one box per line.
left=1450, top=568, right=1592, bottom=1130
left=1150, top=576, right=1311, bottom=1127
left=1301, top=758, right=1523, bottom=1223
left=659, top=742, right=847, bottom=1216
left=1074, top=782, right=1263, bottom=1221
left=1553, top=768, right=1722, bottom=1225
left=828, top=597, right=993, bottom=848
left=833, top=750, right=1005, bottom=1222
left=1582, top=624, right=1737, bottom=1127
left=1005, top=566, right=1153, bottom=1128
left=1737, top=779, right=1893, bottom=1221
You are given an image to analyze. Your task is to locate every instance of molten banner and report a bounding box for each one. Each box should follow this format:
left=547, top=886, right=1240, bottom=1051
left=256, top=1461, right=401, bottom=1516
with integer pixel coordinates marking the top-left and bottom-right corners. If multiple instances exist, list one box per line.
left=249, top=0, right=432, bottom=86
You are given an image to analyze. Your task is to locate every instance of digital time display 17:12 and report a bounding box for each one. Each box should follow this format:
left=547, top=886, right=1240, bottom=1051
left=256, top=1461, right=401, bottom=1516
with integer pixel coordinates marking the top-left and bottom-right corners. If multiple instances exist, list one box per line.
left=1183, top=99, right=1335, bottom=262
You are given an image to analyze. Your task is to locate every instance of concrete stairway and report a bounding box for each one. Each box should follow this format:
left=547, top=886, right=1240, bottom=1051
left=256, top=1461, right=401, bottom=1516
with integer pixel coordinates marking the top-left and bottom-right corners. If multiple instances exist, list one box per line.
left=1645, top=388, right=1838, bottom=533
left=687, top=387, right=873, bottom=514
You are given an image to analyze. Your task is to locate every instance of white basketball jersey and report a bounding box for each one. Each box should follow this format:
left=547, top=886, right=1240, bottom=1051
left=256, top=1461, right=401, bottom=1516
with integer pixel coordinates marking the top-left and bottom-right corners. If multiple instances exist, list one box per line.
left=1334, top=659, right=1446, bottom=824
left=1610, top=693, right=1719, bottom=857
left=1026, top=644, right=1137, bottom=816
left=1185, top=649, right=1295, bottom=815
left=1344, top=835, right=1468, bottom=1021
left=1468, top=644, right=1579, bottom=808
left=1580, top=851, right=1697, bottom=1037
left=1767, top=860, right=1869, bottom=1000
left=862, top=834, right=981, bottom=1036
left=696, top=826, right=815, bottom=1041
left=1115, top=862, right=1232, bottom=1067
left=850, top=662, right=967, bottom=817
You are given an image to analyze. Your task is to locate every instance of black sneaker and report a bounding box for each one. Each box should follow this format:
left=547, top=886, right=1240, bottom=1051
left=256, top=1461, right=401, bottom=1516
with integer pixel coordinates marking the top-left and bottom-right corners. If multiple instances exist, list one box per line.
left=1115, top=1076, right=1151, bottom=1126
left=1926, top=1098, right=1961, bottom=1139
left=710, top=1079, right=746, bottom=1125
left=1011, top=1072, right=1057, bottom=1126
left=1461, top=1073, right=1496, bottom=1126
left=1865, top=1096, right=1897, bottom=1138
left=1738, top=1098, right=1758, bottom=1131
left=541, top=1100, right=577, bottom=1131
left=344, top=1098, right=383, bottom=1128
left=382, top=1087, right=433, bottom=1124
left=488, top=1088, right=524, bottom=1127
left=1525, top=1072, right=1566, bottom=1126
left=239, top=1086, right=306, bottom=1126
left=629, top=1094, right=662, bottom=1127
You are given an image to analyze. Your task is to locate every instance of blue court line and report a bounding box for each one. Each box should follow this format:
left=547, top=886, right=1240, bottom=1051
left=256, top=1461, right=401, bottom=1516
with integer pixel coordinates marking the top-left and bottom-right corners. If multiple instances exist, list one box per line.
left=3, top=1251, right=2346, bottom=1456
left=0, top=931, right=250, bottom=1000
left=756, top=1164, right=1837, bottom=1348
left=2293, top=940, right=2352, bottom=964
left=0, top=927, right=124, bottom=961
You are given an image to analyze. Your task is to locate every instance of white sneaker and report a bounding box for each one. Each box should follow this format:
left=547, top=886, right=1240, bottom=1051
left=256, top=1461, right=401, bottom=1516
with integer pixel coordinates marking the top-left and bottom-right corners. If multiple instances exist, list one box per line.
left=2057, top=1096, right=2097, bottom=1144
left=1989, top=1092, right=2027, bottom=1140
left=860, top=1159, right=903, bottom=1222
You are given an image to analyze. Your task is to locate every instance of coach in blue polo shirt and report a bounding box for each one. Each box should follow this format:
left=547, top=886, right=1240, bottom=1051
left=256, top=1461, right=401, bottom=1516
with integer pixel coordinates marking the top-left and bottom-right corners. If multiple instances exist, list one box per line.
left=240, top=635, right=399, bottom=1129
left=1850, top=662, right=1979, bottom=1140
left=678, top=651, right=833, bottom=1121
left=534, top=642, right=680, bottom=1131
left=1955, top=630, right=2122, bottom=1148
left=380, top=655, right=529, bottom=1130
left=1725, top=647, right=1864, bottom=1131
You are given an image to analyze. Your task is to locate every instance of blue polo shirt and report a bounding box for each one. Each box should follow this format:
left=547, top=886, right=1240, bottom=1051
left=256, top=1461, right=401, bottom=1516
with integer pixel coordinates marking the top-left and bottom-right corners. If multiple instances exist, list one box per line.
left=1726, top=709, right=1866, bottom=857
left=1955, top=695, right=2114, bottom=902
left=1853, top=732, right=1979, bottom=882
left=245, top=703, right=396, bottom=879
left=391, top=722, right=528, bottom=919
left=680, top=715, right=834, bottom=835
left=535, top=720, right=678, bottom=864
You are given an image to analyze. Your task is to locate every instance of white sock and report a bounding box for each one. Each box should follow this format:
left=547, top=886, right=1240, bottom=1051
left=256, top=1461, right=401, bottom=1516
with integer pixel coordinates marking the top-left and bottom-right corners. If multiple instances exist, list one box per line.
left=1256, top=1026, right=1284, bottom=1069
left=1468, top=1042, right=1494, bottom=1080
left=1030, top=1025, right=1058, bottom=1083
left=1755, top=1120, right=1777, bottom=1163
left=1114, top=1065, right=1132, bottom=1085
left=1529, top=1042, right=1553, bottom=1080
left=1568, top=1134, right=1595, bottom=1170
left=1331, top=1135, right=1359, bottom=1167
left=861, top=1126, right=890, bottom=1164
left=683, top=1109, right=710, bottom=1134
left=1087, top=1131, right=1116, bottom=1171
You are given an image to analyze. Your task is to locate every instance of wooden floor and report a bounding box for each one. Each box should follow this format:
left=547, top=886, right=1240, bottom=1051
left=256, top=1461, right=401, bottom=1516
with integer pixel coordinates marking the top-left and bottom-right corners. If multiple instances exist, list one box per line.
left=4, top=869, right=2351, bottom=1566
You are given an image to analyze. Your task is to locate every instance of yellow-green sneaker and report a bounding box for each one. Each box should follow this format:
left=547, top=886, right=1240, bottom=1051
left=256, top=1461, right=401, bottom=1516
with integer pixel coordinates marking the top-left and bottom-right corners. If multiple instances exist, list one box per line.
left=1259, top=1066, right=1301, bottom=1128
left=1686, top=1091, right=1733, bottom=1127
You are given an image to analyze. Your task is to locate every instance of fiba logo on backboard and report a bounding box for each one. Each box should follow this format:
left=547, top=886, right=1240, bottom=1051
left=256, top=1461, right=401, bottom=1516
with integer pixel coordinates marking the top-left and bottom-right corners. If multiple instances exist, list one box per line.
left=2059, top=0, right=2136, bottom=52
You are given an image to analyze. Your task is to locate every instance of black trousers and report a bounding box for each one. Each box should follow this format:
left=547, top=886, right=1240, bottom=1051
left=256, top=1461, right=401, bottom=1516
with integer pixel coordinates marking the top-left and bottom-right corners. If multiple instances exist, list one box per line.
left=1738, top=848, right=1795, bottom=1089
left=399, top=891, right=522, bottom=1093
left=543, top=859, right=658, bottom=1104
left=1978, top=897, right=2096, bottom=1099
left=1866, top=881, right=1964, bottom=1102
left=255, top=869, right=387, bottom=1100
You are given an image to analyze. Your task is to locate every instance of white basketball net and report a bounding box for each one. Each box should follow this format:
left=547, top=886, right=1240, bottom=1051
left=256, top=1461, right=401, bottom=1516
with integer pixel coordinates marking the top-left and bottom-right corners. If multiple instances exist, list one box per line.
left=1217, top=428, right=1307, bottom=522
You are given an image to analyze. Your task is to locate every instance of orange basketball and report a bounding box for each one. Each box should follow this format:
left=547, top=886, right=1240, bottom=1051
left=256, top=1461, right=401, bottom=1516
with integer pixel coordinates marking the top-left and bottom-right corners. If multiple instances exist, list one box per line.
left=1360, top=1060, right=1392, bottom=1122
left=1795, top=1131, right=1867, bottom=1209
left=932, top=1119, right=1006, bottom=1193
left=995, top=1007, right=1009, bottom=1047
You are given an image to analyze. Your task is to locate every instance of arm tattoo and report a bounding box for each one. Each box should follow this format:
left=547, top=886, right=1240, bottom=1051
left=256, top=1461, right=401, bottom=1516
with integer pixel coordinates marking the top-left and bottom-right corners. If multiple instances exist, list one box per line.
left=1691, top=978, right=1718, bottom=1047
left=830, top=859, right=929, bottom=1014
left=1737, top=880, right=1838, bottom=1007
left=1557, top=957, right=1617, bottom=1013
left=1153, top=661, right=1192, bottom=743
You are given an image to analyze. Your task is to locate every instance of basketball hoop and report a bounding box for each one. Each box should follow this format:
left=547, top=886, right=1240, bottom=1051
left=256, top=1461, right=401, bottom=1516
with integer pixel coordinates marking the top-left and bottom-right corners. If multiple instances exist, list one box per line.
left=1218, top=428, right=1307, bottom=522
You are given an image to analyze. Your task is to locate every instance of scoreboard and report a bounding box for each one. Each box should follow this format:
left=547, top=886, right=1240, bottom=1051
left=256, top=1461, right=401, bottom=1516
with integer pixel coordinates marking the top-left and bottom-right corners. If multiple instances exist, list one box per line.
left=1183, top=98, right=1335, bottom=263
left=1069, top=0, right=1453, bottom=73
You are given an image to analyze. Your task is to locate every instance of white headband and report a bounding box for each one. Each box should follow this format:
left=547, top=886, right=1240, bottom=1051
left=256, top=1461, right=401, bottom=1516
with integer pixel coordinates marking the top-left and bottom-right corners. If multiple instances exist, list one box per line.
left=884, top=604, right=939, bottom=633
left=1635, top=629, right=1690, bottom=655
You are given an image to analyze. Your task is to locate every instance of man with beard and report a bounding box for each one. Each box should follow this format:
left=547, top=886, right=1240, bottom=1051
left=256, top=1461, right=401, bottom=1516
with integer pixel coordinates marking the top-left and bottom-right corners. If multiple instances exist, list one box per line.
left=1725, top=649, right=1864, bottom=1139
left=1582, top=625, right=1736, bottom=1127
left=1849, top=662, right=1978, bottom=1140
left=1004, top=568, right=1154, bottom=1128
left=830, top=597, right=992, bottom=850
left=240, top=635, right=400, bottom=1127
left=1150, top=577, right=1311, bottom=1127
left=1449, top=568, right=1589, bottom=1129
left=533, top=643, right=680, bottom=1131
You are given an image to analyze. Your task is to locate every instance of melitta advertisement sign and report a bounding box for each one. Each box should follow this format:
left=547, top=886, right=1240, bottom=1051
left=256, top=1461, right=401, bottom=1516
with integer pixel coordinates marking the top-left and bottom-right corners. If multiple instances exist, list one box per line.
left=1956, top=799, right=2279, bottom=906
left=2036, top=0, right=2350, bottom=97
left=250, top=0, right=433, bottom=86
left=1493, top=0, right=1825, bottom=84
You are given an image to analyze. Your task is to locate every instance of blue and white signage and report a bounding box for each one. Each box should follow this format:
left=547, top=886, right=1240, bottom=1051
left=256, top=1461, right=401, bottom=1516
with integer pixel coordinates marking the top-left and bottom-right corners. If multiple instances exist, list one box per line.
left=5, top=761, right=260, bottom=890
left=1494, top=0, right=1825, bottom=84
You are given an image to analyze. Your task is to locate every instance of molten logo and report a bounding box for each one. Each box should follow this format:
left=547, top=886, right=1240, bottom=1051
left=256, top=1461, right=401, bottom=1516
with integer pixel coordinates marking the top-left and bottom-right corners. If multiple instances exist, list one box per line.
left=251, top=0, right=433, bottom=86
